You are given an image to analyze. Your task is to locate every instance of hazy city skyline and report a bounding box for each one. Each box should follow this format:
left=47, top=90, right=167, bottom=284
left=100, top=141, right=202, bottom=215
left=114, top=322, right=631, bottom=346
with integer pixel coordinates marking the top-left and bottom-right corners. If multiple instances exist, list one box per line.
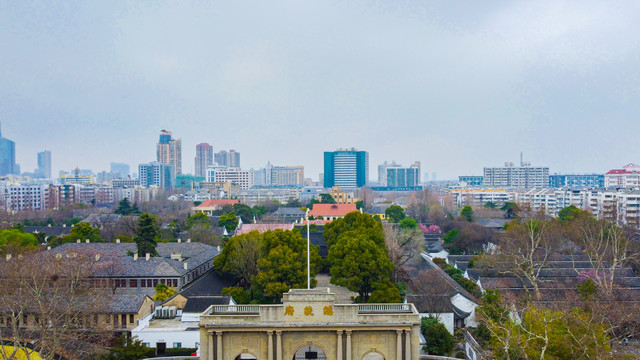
left=2, top=1, right=640, bottom=179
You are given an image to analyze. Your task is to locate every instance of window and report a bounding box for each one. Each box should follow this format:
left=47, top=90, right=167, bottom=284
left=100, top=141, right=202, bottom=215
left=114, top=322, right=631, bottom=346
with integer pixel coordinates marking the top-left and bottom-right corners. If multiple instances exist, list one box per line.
left=142, top=343, right=150, bottom=348
left=173, top=342, right=182, bottom=349
left=129, top=314, right=134, bottom=324
left=130, top=279, right=137, bottom=288
left=172, top=279, right=178, bottom=287
left=153, top=279, right=158, bottom=287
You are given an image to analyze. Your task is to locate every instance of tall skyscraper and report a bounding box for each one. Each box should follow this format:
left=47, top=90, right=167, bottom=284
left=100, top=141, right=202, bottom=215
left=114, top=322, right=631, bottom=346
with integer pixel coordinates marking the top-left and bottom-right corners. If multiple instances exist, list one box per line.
left=156, top=130, right=182, bottom=176
left=323, top=148, right=369, bottom=189
left=195, top=143, right=214, bottom=177
left=214, top=149, right=241, bottom=168
left=0, top=122, right=17, bottom=176
left=36, top=150, right=52, bottom=179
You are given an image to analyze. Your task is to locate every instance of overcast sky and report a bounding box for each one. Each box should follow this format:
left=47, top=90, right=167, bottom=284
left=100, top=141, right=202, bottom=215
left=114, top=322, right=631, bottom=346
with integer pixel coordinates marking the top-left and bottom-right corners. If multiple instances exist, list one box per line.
left=1, top=1, right=639, bottom=180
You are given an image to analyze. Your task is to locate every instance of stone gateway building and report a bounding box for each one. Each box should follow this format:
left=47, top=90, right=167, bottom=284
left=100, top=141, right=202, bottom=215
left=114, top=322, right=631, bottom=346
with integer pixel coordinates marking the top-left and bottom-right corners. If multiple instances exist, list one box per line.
left=199, top=289, right=420, bottom=360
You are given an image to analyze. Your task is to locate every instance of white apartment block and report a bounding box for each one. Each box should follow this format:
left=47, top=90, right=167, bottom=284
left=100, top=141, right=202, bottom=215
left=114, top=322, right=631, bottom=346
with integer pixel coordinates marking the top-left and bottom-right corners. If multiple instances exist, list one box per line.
left=0, top=183, right=47, bottom=212
left=206, top=166, right=254, bottom=190
left=452, top=189, right=514, bottom=208
left=605, top=164, right=640, bottom=188
left=483, top=162, right=549, bottom=188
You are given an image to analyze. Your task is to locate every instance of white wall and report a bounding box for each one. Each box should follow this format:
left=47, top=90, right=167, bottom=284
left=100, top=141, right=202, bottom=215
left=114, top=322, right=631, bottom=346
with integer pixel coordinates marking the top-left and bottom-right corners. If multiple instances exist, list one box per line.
left=132, top=328, right=200, bottom=349
left=451, top=293, right=478, bottom=327
left=419, top=313, right=455, bottom=335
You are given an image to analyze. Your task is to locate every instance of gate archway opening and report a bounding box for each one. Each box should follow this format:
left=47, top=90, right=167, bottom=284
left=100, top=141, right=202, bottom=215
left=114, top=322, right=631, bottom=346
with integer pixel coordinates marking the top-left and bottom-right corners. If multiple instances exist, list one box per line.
left=362, top=351, right=385, bottom=360
left=293, top=344, right=327, bottom=360
left=235, top=353, right=257, bottom=360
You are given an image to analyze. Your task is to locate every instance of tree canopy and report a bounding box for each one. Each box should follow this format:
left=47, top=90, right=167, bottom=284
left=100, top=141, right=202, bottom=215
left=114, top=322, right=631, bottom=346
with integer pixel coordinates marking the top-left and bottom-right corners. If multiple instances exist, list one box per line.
left=0, top=229, right=39, bottom=255
left=385, top=205, right=406, bottom=223
left=218, top=212, right=239, bottom=234
left=134, top=213, right=159, bottom=256
left=323, top=211, right=385, bottom=248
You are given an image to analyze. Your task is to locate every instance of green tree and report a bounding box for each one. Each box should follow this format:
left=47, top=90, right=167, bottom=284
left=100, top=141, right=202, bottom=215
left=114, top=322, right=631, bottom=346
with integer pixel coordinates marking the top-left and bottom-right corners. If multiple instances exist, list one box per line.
left=153, top=282, right=177, bottom=301
left=368, top=280, right=402, bottom=303
left=421, top=317, right=455, bottom=356
left=186, top=212, right=210, bottom=229
left=460, top=205, right=474, bottom=222
left=103, top=335, right=150, bottom=360
left=319, top=193, right=336, bottom=204
left=484, top=201, right=497, bottom=209
left=323, top=211, right=385, bottom=248
left=355, top=200, right=364, bottom=211
left=557, top=205, right=588, bottom=222
left=134, top=213, right=159, bottom=256
left=233, top=203, right=254, bottom=223
left=221, top=286, right=252, bottom=304
left=66, top=222, right=104, bottom=243
left=443, top=229, right=459, bottom=244
left=328, top=232, right=394, bottom=302
left=399, top=217, right=418, bottom=229
left=253, top=230, right=321, bottom=301
left=213, top=231, right=263, bottom=288
left=0, top=229, right=39, bottom=255
left=114, top=198, right=140, bottom=215
left=385, top=205, right=406, bottom=223
left=500, top=202, right=520, bottom=219
left=218, top=212, right=239, bottom=234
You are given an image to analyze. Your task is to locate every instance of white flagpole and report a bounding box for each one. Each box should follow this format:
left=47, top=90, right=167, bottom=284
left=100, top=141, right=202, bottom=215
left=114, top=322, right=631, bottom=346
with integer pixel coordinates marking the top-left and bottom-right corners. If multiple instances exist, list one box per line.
left=306, top=208, right=310, bottom=290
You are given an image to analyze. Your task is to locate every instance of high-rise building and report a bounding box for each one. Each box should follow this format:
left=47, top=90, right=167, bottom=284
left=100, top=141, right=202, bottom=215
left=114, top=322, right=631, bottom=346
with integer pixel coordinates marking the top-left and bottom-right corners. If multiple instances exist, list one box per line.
left=549, top=174, right=604, bottom=188
left=36, top=150, right=52, bottom=179
left=483, top=161, right=549, bottom=188
left=206, top=165, right=253, bottom=190
left=110, top=162, right=130, bottom=178
left=195, top=143, right=214, bottom=177
left=254, top=162, right=305, bottom=187
left=156, top=130, right=182, bottom=176
left=214, top=150, right=240, bottom=168
left=385, top=162, right=421, bottom=188
left=377, top=161, right=401, bottom=186
left=604, top=164, right=640, bottom=188
left=0, top=122, right=17, bottom=176
left=323, top=148, right=369, bottom=189
left=139, top=162, right=174, bottom=190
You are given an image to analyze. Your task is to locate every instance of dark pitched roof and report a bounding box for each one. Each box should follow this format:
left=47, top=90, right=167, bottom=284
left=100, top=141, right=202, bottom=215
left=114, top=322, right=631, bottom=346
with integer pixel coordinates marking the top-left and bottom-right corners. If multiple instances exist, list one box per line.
left=272, top=207, right=306, bottom=216
left=26, top=226, right=71, bottom=237
left=107, top=293, right=152, bottom=314
left=49, top=242, right=220, bottom=278
left=182, top=295, right=231, bottom=313
left=180, top=270, right=237, bottom=297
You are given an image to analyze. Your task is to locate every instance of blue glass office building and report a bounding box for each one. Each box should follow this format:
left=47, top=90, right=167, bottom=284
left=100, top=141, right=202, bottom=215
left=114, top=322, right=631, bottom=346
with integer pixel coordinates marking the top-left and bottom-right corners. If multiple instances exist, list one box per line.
left=0, top=123, right=17, bottom=176
left=323, top=149, right=368, bottom=188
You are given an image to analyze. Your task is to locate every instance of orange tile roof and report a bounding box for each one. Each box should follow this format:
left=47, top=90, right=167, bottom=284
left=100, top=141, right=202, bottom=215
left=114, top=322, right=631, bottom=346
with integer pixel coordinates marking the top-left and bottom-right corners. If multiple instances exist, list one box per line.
left=308, top=203, right=358, bottom=217
left=196, top=199, right=240, bottom=208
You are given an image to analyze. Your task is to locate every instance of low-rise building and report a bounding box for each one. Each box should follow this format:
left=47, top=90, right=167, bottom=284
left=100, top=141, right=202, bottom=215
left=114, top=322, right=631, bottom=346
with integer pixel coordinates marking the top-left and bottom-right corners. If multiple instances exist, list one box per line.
left=308, top=203, right=359, bottom=221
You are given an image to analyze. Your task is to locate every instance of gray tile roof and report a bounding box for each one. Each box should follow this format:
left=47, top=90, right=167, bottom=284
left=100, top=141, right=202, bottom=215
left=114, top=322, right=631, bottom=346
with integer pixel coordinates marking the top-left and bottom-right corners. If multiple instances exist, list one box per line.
left=107, top=293, right=152, bottom=313
left=272, top=207, right=306, bottom=216
left=49, top=242, right=220, bottom=278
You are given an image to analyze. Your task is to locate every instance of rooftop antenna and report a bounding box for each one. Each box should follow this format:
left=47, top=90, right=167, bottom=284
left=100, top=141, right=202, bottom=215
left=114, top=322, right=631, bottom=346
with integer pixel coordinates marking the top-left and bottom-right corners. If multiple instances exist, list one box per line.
left=520, top=152, right=523, bottom=167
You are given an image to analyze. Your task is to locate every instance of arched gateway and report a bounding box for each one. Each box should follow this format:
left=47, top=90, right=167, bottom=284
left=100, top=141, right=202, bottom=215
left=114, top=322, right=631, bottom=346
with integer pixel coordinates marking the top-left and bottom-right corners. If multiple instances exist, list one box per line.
left=199, top=288, right=420, bottom=360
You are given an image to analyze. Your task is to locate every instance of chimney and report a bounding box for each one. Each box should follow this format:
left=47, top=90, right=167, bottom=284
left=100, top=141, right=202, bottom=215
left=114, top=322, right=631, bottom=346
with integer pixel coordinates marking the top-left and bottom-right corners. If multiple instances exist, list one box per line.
left=5, top=254, right=11, bottom=261
left=116, top=239, right=121, bottom=243
left=177, top=238, right=181, bottom=243
left=94, top=253, right=101, bottom=261
left=47, top=224, right=51, bottom=227
left=76, top=239, right=81, bottom=243
left=187, top=238, right=191, bottom=243
left=47, top=246, right=51, bottom=251
left=183, top=262, right=188, bottom=270
left=145, top=253, right=150, bottom=261
left=85, top=239, right=90, bottom=243
left=133, top=253, right=138, bottom=261
left=216, top=245, right=220, bottom=252
left=63, top=224, right=66, bottom=228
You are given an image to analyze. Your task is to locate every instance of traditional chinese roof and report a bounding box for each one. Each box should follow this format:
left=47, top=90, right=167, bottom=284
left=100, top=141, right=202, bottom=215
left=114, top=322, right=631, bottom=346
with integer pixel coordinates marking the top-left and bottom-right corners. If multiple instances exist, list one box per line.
left=308, top=203, right=358, bottom=218
left=196, top=199, right=240, bottom=208
left=236, top=223, right=294, bottom=235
